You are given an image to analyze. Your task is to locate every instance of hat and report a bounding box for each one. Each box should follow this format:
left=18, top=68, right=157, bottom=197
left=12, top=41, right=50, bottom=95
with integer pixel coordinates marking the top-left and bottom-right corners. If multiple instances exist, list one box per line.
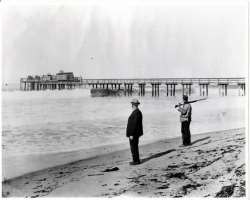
left=183, top=95, right=188, bottom=101
left=131, top=98, right=140, bottom=105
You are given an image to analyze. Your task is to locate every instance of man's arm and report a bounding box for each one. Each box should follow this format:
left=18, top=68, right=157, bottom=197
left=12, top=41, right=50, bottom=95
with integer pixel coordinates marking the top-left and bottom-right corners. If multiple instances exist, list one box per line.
left=177, top=105, right=186, bottom=114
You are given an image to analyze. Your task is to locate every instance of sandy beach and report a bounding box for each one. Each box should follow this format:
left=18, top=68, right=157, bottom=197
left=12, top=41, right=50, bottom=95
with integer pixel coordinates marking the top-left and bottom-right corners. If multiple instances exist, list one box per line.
left=2, top=128, right=246, bottom=198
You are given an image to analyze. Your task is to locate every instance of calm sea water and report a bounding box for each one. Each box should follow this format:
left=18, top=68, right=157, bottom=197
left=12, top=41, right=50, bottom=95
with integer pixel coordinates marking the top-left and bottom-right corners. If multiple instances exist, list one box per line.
left=2, top=85, right=245, bottom=157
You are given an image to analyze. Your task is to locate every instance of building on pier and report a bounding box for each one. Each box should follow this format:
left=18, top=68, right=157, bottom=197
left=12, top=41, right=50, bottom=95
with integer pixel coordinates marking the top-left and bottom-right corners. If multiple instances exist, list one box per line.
left=20, top=71, right=83, bottom=91
left=41, top=74, right=53, bottom=81
left=56, top=71, right=74, bottom=81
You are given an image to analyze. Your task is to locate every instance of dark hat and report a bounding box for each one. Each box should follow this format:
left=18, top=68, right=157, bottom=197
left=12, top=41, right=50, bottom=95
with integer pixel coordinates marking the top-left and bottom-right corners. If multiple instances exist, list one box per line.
left=183, top=95, right=188, bottom=101
left=131, top=98, right=140, bottom=105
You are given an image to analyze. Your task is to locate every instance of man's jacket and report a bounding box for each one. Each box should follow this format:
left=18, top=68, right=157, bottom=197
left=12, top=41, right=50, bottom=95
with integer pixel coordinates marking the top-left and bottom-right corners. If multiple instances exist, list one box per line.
left=126, top=109, right=143, bottom=137
left=178, top=103, right=192, bottom=122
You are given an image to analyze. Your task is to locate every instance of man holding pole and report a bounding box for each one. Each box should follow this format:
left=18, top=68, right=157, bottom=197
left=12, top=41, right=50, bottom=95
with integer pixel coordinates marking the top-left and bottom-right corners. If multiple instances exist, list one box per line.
left=176, top=95, right=192, bottom=146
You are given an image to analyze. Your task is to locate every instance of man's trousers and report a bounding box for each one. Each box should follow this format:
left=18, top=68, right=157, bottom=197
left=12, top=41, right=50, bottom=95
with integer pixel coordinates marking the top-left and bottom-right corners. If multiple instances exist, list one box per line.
left=129, top=137, right=140, bottom=162
left=181, top=120, right=191, bottom=145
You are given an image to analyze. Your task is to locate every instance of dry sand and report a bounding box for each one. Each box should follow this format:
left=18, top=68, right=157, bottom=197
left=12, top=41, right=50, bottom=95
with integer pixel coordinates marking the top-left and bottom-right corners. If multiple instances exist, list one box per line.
left=2, top=128, right=246, bottom=198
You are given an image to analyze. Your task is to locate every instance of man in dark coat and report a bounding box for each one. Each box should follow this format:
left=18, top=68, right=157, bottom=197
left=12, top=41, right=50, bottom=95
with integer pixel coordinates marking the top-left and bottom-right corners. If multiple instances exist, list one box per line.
left=126, top=98, right=143, bottom=165
left=176, top=95, right=192, bottom=146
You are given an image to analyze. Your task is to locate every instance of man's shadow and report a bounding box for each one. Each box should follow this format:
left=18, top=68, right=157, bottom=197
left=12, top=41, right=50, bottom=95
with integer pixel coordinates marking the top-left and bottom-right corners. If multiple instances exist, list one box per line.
left=179, top=136, right=211, bottom=147
left=191, top=136, right=210, bottom=145
left=141, top=149, right=176, bottom=164
left=140, top=137, right=211, bottom=164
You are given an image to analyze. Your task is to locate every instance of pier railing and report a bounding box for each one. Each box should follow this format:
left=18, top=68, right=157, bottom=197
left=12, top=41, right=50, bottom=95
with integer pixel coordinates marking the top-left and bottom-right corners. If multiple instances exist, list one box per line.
left=81, top=77, right=245, bottom=84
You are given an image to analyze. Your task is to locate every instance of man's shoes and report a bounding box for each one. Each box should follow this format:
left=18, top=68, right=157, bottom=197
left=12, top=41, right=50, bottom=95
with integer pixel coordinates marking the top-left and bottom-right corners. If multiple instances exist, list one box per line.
left=129, top=161, right=141, bottom=165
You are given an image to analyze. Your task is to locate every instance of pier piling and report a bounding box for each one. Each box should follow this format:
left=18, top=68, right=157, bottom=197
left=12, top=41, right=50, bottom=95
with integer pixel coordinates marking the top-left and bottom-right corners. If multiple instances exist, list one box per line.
left=199, top=83, right=209, bottom=96
left=151, top=83, right=160, bottom=96
left=139, top=83, right=146, bottom=96
left=219, top=83, right=228, bottom=96
left=166, top=83, right=177, bottom=96
left=182, top=83, right=192, bottom=96
left=124, top=83, right=133, bottom=96
left=238, top=83, right=245, bottom=96
left=151, top=83, right=154, bottom=96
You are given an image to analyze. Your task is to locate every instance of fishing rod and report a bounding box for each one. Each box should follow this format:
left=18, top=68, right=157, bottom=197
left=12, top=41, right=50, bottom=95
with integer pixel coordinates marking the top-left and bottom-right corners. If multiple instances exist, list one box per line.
left=174, top=98, right=207, bottom=108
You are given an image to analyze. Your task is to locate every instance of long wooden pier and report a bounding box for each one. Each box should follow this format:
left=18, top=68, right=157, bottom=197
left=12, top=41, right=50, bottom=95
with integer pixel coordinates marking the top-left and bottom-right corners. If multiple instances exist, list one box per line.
left=82, top=78, right=246, bottom=96
left=20, top=77, right=246, bottom=96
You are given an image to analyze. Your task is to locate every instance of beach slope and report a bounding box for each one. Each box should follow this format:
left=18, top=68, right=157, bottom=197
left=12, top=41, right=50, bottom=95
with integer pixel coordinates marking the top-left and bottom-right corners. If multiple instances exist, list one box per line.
left=2, top=128, right=246, bottom=198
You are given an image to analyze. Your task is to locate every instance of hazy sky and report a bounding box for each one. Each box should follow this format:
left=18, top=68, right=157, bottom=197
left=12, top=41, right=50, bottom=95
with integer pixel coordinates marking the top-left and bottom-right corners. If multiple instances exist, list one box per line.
left=1, top=0, right=248, bottom=83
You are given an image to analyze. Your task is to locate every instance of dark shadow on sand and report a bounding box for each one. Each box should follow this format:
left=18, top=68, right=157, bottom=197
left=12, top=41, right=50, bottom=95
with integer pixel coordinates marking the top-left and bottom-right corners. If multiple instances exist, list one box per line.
left=191, top=137, right=210, bottom=145
left=141, top=149, right=176, bottom=164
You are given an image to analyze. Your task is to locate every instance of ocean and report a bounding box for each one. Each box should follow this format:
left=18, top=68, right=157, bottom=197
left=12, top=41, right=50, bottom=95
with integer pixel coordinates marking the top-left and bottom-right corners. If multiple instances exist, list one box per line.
left=2, top=85, right=245, bottom=158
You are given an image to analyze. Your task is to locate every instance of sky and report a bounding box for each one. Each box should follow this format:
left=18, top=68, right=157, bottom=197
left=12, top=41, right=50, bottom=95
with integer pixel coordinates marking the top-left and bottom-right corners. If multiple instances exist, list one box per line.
left=1, top=0, right=248, bottom=83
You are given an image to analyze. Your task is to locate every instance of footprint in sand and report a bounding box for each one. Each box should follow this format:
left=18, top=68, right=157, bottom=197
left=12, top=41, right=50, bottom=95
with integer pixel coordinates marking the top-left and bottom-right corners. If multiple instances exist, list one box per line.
left=150, top=178, right=159, bottom=182
left=70, top=178, right=80, bottom=182
left=88, top=173, right=104, bottom=176
left=32, top=185, right=42, bottom=189
left=2, top=191, right=10, bottom=197
left=31, top=195, right=39, bottom=198
left=166, top=164, right=178, bottom=169
left=155, top=191, right=165, bottom=195
left=165, top=172, right=187, bottom=179
left=216, top=184, right=236, bottom=197
left=36, top=178, right=47, bottom=182
left=157, top=184, right=169, bottom=189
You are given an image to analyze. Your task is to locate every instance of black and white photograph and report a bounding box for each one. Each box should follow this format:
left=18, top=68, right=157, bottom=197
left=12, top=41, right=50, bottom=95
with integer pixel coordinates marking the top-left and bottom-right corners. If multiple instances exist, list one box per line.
left=1, top=0, right=248, bottom=198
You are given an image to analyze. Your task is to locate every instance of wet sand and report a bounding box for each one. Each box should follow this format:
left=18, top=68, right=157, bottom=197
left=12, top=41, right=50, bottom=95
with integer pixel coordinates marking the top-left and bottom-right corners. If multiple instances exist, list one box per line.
left=2, top=128, right=246, bottom=198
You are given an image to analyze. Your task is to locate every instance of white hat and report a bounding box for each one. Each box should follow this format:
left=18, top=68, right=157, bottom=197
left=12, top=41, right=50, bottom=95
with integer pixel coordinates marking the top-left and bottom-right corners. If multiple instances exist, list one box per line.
left=131, top=98, right=140, bottom=105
